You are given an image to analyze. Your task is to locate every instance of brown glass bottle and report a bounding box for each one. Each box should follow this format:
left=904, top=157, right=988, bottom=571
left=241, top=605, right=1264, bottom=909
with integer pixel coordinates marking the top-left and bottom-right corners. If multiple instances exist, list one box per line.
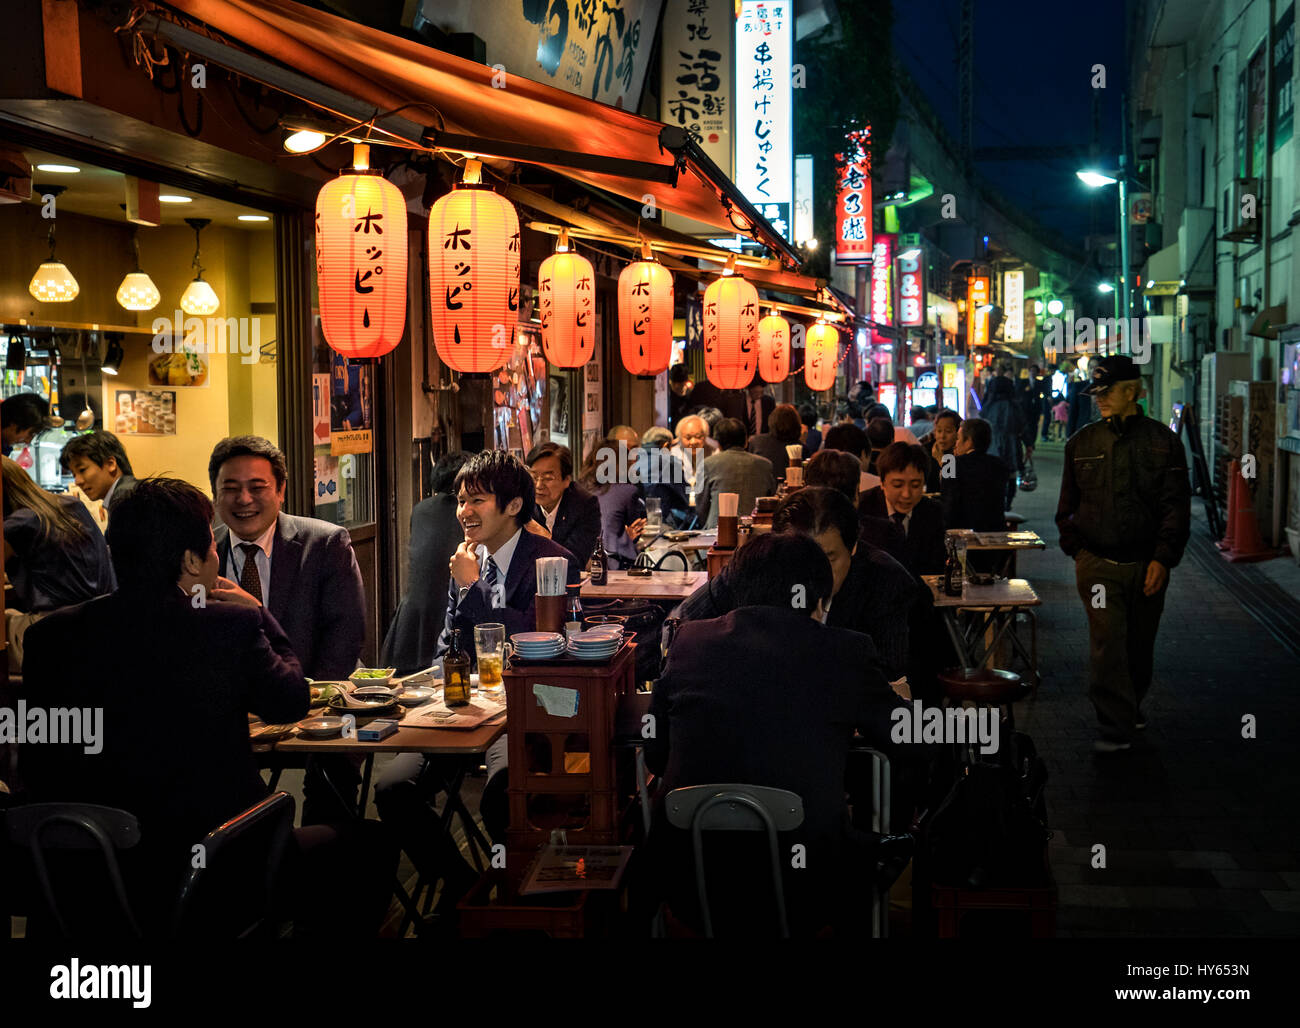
left=444, top=628, right=471, bottom=707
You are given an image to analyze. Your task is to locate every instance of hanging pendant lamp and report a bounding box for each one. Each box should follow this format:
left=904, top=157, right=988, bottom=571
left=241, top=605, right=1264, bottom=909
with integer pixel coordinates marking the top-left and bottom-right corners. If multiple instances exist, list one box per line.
left=757, top=309, right=791, bottom=383
left=116, top=230, right=160, bottom=311
left=538, top=228, right=596, bottom=368
left=180, top=218, right=219, bottom=315
left=618, top=240, right=674, bottom=377
left=28, top=185, right=79, bottom=303
left=702, top=255, right=759, bottom=389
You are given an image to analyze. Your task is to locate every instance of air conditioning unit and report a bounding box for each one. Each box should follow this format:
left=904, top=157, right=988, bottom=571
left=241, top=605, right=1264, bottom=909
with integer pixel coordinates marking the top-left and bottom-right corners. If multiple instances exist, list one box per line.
left=1221, top=178, right=1261, bottom=241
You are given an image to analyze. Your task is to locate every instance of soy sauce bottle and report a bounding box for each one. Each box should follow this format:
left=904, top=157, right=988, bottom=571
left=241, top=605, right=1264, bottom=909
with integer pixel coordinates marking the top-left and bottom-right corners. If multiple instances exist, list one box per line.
left=444, top=628, right=471, bottom=707
left=590, top=536, right=608, bottom=586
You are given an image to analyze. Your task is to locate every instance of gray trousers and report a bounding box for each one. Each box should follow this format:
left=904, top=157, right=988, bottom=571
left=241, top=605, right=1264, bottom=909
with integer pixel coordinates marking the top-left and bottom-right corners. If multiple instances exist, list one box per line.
left=1074, top=550, right=1168, bottom=742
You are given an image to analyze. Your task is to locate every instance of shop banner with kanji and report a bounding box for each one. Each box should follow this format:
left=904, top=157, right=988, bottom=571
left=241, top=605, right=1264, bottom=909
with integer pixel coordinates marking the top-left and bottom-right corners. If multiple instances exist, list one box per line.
left=835, top=129, right=872, bottom=265
left=735, top=0, right=793, bottom=240
left=660, top=0, right=732, bottom=178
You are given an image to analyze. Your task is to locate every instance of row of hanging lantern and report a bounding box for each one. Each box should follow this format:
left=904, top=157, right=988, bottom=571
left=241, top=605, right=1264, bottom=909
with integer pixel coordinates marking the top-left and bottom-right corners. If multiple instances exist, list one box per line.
left=314, top=148, right=844, bottom=390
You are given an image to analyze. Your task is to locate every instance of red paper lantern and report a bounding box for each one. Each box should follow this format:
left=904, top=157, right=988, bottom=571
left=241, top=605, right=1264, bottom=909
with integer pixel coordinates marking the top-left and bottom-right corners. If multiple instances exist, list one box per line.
left=618, top=246, right=674, bottom=376
left=428, top=160, right=520, bottom=373
left=703, top=262, right=759, bottom=389
left=757, top=312, right=791, bottom=383
left=804, top=321, right=841, bottom=391
left=539, top=229, right=595, bottom=367
left=316, top=144, right=408, bottom=359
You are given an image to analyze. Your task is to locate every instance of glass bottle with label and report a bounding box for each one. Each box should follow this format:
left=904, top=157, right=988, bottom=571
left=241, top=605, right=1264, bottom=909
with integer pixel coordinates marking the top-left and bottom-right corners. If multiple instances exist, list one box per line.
left=590, top=536, right=608, bottom=586
left=565, top=583, right=584, bottom=640
left=444, top=628, right=471, bottom=707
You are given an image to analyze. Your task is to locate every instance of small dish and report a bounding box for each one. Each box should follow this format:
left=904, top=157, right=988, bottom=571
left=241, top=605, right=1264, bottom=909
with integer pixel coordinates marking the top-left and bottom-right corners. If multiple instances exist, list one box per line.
left=396, top=687, right=435, bottom=706
left=350, top=667, right=396, bottom=686
left=353, top=685, right=397, bottom=701
left=297, top=716, right=346, bottom=739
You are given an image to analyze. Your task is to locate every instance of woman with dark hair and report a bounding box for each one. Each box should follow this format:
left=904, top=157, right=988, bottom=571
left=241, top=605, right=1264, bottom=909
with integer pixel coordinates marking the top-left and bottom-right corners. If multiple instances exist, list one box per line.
left=381, top=451, right=472, bottom=674
left=2, top=454, right=116, bottom=670
left=746, top=403, right=803, bottom=478
left=577, top=438, right=647, bottom=568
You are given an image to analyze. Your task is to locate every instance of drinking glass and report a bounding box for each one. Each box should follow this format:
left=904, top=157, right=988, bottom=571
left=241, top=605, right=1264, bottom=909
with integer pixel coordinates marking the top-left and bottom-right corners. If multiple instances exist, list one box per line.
left=474, top=623, right=512, bottom=698
left=644, top=497, right=662, bottom=530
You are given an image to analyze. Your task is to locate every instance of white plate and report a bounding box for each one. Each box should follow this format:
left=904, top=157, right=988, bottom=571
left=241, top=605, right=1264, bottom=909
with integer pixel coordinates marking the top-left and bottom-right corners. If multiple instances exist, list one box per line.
left=513, top=632, right=565, bottom=644
left=297, top=716, right=346, bottom=738
left=396, top=687, right=436, bottom=706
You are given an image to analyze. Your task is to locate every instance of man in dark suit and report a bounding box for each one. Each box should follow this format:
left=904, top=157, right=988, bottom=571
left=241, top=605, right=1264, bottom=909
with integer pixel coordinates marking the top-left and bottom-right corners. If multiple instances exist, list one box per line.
left=941, top=417, right=1010, bottom=533
left=382, top=451, right=470, bottom=674
left=742, top=380, right=775, bottom=438
left=861, top=442, right=946, bottom=577
left=60, top=430, right=137, bottom=516
left=210, top=436, right=365, bottom=681
left=526, top=441, right=601, bottom=571
left=802, top=448, right=908, bottom=567
left=694, top=418, right=776, bottom=528
left=646, top=533, right=909, bottom=936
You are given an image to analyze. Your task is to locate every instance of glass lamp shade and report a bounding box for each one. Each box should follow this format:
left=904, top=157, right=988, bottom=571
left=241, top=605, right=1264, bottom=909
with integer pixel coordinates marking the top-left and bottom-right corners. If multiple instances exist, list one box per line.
left=28, top=261, right=80, bottom=302
left=180, top=277, right=220, bottom=315
left=116, top=271, right=161, bottom=311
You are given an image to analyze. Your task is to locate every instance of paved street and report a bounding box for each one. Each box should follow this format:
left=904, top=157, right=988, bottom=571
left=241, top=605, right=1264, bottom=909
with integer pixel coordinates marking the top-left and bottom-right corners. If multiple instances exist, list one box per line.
left=1011, top=440, right=1300, bottom=937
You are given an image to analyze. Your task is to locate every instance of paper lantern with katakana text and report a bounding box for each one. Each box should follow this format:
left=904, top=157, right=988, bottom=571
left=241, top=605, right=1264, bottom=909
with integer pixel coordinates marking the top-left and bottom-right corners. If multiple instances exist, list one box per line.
left=757, top=312, right=791, bottom=383
left=428, top=160, right=519, bottom=373
left=804, top=321, right=841, bottom=391
left=538, top=229, right=595, bottom=367
left=618, top=250, right=674, bottom=376
left=703, top=265, right=759, bottom=389
left=316, top=144, right=408, bottom=359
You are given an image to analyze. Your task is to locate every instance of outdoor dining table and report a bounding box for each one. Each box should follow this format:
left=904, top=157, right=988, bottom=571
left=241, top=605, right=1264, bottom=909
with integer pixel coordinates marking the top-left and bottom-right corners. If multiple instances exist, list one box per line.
left=961, top=530, right=1046, bottom=578
left=923, top=575, right=1042, bottom=692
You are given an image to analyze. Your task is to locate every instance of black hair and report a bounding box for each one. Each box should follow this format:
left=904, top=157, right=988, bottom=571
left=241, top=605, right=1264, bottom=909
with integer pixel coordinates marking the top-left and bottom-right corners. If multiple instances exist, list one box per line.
left=107, top=477, right=214, bottom=594
left=59, top=430, right=134, bottom=476
left=525, top=441, right=573, bottom=480
left=1, top=393, right=49, bottom=432
left=668, top=364, right=690, bottom=384
left=909, top=406, right=930, bottom=423
left=934, top=408, right=962, bottom=429
left=866, top=417, right=895, bottom=451
left=797, top=404, right=817, bottom=428
left=454, top=450, right=536, bottom=526
left=768, top=404, right=803, bottom=444
left=988, top=375, right=1016, bottom=402
left=432, top=450, right=472, bottom=495
left=803, top=449, right=860, bottom=501
left=208, top=435, right=288, bottom=493
left=773, top=485, right=859, bottom=552
left=877, top=441, right=929, bottom=479
left=729, top=531, right=833, bottom=611
left=821, top=423, right=868, bottom=457
left=713, top=417, right=747, bottom=450
left=864, top=403, right=891, bottom=423
left=960, top=417, right=993, bottom=453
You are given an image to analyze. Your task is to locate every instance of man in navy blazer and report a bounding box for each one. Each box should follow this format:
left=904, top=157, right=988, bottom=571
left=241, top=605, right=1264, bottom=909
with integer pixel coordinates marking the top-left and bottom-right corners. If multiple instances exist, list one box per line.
left=526, top=441, right=601, bottom=571
left=209, top=436, right=365, bottom=681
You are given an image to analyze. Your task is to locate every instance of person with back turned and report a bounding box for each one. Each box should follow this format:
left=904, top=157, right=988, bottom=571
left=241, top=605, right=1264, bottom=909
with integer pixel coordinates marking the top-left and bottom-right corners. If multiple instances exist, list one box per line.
left=1056, top=355, right=1190, bottom=753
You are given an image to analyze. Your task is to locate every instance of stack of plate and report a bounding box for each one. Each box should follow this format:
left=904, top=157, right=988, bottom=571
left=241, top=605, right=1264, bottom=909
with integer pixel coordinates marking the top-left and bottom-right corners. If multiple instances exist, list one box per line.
left=512, top=631, right=566, bottom=660
left=567, top=627, right=623, bottom=661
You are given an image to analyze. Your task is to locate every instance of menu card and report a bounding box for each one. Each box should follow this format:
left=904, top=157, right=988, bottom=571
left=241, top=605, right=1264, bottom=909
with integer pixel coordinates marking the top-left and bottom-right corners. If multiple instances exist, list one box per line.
left=404, top=694, right=506, bottom=730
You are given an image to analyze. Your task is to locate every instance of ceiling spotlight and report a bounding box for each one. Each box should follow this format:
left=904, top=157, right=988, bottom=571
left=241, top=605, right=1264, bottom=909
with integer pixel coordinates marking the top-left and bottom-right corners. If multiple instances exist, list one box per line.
left=284, top=129, right=327, bottom=153
left=6, top=336, right=26, bottom=370
left=100, top=335, right=125, bottom=376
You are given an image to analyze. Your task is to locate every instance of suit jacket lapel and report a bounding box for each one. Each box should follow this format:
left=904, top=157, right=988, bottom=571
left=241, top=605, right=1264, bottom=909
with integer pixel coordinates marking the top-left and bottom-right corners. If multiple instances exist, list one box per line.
left=504, top=530, right=535, bottom=607
left=215, top=525, right=233, bottom=579
left=267, top=514, right=301, bottom=618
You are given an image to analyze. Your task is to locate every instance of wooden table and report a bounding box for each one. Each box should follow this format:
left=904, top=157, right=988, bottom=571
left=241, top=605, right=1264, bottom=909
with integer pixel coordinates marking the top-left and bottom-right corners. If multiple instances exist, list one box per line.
left=960, top=530, right=1045, bottom=577
left=639, top=530, right=716, bottom=570
left=581, top=570, right=707, bottom=602
left=923, top=576, right=1042, bottom=691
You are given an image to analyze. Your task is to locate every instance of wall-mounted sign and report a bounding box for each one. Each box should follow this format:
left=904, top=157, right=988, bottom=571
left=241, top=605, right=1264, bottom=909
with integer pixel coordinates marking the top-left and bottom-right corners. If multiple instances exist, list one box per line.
left=898, top=247, right=924, bottom=327
left=660, top=0, right=732, bottom=178
left=1003, top=269, right=1024, bottom=343
left=794, top=154, right=814, bottom=245
left=870, top=232, right=894, bottom=343
left=966, top=274, right=990, bottom=347
left=735, top=0, right=793, bottom=240
left=834, top=128, right=872, bottom=265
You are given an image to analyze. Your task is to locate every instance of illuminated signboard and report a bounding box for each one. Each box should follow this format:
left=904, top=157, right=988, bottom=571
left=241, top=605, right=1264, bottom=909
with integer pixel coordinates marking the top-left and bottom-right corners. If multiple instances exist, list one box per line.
left=834, top=128, right=872, bottom=264
left=794, top=155, right=813, bottom=244
left=871, top=232, right=894, bottom=344
left=660, top=0, right=732, bottom=178
left=966, top=274, right=990, bottom=347
left=898, top=248, right=924, bottom=326
left=736, top=0, right=794, bottom=239
left=1003, top=269, right=1024, bottom=343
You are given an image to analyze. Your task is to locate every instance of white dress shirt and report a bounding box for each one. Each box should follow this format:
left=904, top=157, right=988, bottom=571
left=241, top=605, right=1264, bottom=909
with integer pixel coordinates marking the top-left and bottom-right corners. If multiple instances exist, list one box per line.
left=541, top=499, right=561, bottom=535
left=884, top=496, right=913, bottom=535
left=457, top=527, right=523, bottom=606
left=227, top=519, right=276, bottom=607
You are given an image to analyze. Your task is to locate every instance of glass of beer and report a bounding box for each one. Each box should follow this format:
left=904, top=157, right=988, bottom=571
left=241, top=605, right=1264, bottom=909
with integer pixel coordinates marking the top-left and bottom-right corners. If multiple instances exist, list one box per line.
left=473, top=623, right=511, bottom=698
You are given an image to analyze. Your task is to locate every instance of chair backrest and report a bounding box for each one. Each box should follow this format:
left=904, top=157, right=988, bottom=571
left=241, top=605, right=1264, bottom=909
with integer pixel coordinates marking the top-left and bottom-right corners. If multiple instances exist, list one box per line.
left=172, top=791, right=295, bottom=939
left=664, top=784, right=803, bottom=938
left=4, top=802, right=142, bottom=940
left=653, top=549, right=689, bottom=572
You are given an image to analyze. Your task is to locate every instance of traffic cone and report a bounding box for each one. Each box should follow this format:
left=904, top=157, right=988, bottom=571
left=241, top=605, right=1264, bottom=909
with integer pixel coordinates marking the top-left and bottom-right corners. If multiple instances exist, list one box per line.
left=1222, top=461, right=1280, bottom=563
left=1215, top=462, right=1238, bottom=551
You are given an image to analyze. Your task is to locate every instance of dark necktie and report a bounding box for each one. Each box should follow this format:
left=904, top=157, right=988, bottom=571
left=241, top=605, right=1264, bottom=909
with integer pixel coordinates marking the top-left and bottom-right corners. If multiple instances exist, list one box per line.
left=749, top=396, right=759, bottom=435
left=239, top=543, right=263, bottom=601
left=892, top=512, right=906, bottom=530
left=484, top=556, right=501, bottom=606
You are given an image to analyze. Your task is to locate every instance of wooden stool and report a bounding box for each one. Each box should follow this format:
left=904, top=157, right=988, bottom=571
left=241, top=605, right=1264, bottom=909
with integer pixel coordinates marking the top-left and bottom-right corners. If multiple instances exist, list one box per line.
left=937, top=667, right=1028, bottom=736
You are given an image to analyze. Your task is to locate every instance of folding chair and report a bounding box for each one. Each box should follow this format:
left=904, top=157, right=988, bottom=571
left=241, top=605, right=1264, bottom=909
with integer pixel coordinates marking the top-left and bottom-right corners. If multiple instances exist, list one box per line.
left=4, top=802, right=142, bottom=940
left=665, top=784, right=803, bottom=938
left=850, top=746, right=893, bottom=938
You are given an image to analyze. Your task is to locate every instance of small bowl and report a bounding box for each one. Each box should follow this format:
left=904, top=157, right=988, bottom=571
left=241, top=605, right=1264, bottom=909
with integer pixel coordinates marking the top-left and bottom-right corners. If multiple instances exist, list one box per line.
left=396, top=687, right=436, bottom=706
left=297, top=716, right=346, bottom=739
left=350, top=667, right=396, bottom=687
left=353, top=685, right=396, bottom=702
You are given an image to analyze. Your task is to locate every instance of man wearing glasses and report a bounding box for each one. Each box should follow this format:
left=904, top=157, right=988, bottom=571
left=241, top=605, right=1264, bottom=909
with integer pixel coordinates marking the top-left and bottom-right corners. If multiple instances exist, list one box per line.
left=525, top=441, right=602, bottom=571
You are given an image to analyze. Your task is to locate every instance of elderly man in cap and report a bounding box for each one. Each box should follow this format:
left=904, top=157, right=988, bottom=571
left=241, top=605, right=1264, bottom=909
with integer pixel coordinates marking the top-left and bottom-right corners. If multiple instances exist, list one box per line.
left=1056, top=355, right=1190, bottom=753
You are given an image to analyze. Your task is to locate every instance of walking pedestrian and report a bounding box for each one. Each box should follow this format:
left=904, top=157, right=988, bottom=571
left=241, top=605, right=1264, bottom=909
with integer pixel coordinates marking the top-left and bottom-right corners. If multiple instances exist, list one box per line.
left=1055, top=356, right=1191, bottom=753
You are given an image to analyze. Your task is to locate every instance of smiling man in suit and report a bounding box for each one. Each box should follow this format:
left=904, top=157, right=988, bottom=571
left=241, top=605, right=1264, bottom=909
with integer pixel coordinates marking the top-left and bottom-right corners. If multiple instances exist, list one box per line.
left=525, top=441, right=602, bottom=571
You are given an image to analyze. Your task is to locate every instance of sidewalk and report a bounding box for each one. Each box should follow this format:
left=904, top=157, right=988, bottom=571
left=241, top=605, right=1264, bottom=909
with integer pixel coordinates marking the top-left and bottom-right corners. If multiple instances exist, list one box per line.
left=1008, top=440, right=1300, bottom=937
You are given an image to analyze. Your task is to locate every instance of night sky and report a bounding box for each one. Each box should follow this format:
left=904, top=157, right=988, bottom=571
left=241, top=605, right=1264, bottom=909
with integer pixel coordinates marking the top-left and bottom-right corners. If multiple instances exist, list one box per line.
left=892, top=0, right=1129, bottom=248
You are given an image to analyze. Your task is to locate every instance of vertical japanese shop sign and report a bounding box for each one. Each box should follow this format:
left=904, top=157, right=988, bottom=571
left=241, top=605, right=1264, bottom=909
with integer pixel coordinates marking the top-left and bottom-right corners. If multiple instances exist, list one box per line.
left=1273, top=5, right=1295, bottom=150
left=1003, top=270, right=1024, bottom=343
left=834, top=128, right=872, bottom=265
left=870, top=232, right=894, bottom=344
left=1247, top=44, right=1268, bottom=177
left=966, top=275, right=990, bottom=348
left=898, top=248, right=924, bottom=327
left=660, top=0, right=732, bottom=178
left=794, top=155, right=814, bottom=244
left=735, top=0, right=793, bottom=239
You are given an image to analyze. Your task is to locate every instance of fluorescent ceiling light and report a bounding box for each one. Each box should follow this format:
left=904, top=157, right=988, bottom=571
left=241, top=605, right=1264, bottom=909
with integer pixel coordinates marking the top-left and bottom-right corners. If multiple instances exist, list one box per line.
left=36, top=164, right=80, bottom=174
left=237, top=214, right=270, bottom=222
left=159, top=195, right=193, bottom=204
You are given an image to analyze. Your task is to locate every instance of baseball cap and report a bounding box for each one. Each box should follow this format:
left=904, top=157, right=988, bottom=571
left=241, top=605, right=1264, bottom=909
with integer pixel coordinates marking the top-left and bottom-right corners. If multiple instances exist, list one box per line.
left=1082, top=355, right=1141, bottom=394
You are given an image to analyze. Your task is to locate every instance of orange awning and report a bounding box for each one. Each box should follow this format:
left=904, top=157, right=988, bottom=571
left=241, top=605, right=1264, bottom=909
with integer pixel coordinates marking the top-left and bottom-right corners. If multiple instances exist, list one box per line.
left=149, top=0, right=797, bottom=263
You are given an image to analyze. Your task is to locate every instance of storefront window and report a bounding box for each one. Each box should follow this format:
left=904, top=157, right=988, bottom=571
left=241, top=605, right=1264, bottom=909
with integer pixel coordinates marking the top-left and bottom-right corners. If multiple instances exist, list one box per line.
left=311, top=322, right=375, bottom=528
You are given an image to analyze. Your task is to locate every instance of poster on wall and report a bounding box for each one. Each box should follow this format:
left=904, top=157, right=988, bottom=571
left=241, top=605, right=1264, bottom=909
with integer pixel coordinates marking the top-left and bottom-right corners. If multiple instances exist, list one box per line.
left=314, top=455, right=340, bottom=506
left=312, top=373, right=331, bottom=445
left=148, top=340, right=208, bottom=388
left=114, top=390, right=177, bottom=436
left=329, top=349, right=373, bottom=456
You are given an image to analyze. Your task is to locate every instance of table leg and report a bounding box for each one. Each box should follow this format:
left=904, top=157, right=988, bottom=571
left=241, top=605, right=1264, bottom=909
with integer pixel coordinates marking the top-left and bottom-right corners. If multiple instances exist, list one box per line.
left=940, top=610, right=977, bottom=667
left=358, top=754, right=375, bottom=818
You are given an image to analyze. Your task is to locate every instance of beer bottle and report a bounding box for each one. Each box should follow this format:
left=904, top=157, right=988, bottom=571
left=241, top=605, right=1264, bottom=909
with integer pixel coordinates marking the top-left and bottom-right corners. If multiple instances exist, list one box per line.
left=590, top=536, right=608, bottom=586
left=943, top=537, right=961, bottom=597
left=444, top=628, right=471, bottom=707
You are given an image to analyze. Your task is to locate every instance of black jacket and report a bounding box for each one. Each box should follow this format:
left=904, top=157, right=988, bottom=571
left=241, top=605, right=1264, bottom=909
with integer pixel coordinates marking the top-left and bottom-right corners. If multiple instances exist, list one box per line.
left=860, top=488, right=947, bottom=577
left=534, top=483, right=602, bottom=572
left=1056, top=413, right=1191, bottom=567
left=941, top=452, right=1010, bottom=532
left=381, top=493, right=462, bottom=674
